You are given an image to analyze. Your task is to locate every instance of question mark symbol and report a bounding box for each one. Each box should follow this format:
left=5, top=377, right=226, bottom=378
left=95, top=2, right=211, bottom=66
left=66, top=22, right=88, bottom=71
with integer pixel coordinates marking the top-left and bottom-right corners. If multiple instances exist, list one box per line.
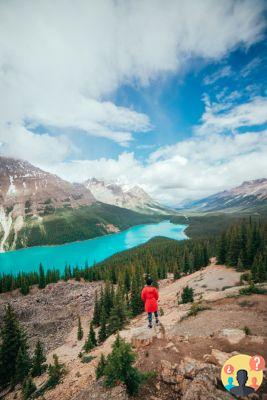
left=255, top=356, right=260, bottom=371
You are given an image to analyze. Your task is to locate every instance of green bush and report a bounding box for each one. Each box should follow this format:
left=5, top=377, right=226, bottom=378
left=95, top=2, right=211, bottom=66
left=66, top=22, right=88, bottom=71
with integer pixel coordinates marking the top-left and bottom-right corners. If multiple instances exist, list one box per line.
left=181, top=286, right=194, bottom=304
left=97, top=335, right=150, bottom=395
left=239, top=284, right=267, bottom=296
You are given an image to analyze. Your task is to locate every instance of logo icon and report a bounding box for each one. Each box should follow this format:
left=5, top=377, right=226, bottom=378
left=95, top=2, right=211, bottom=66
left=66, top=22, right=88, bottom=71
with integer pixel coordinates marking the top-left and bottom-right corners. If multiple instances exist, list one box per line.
left=221, top=354, right=265, bottom=396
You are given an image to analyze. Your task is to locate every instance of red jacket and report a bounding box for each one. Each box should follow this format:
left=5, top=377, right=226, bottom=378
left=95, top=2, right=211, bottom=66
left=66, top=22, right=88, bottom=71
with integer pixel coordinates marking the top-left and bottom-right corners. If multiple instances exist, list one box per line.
left=141, top=286, right=159, bottom=313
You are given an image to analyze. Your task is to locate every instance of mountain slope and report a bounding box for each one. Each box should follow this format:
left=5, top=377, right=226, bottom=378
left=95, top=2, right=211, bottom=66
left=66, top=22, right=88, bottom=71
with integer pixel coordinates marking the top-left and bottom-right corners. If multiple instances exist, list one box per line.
left=84, top=178, right=173, bottom=215
left=0, top=157, right=163, bottom=251
left=182, top=178, right=267, bottom=213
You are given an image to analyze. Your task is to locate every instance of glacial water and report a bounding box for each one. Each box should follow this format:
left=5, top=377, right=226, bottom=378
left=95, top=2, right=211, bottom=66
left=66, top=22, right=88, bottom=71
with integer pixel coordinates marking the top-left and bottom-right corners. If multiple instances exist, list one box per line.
left=0, top=221, right=187, bottom=275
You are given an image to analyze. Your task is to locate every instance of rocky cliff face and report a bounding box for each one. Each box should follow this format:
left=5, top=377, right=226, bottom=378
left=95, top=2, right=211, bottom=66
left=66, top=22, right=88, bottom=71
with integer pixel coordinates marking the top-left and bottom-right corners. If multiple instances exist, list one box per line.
left=0, top=156, right=95, bottom=251
left=84, top=178, right=172, bottom=215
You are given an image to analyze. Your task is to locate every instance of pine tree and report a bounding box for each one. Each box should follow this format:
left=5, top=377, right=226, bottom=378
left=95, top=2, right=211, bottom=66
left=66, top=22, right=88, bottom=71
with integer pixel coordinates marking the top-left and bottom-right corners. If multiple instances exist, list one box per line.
left=0, top=305, right=27, bottom=387
left=130, top=273, right=143, bottom=317
left=32, top=340, right=47, bottom=377
left=96, top=354, right=107, bottom=380
left=181, top=286, right=194, bottom=304
left=237, top=257, right=244, bottom=272
left=77, top=316, right=83, bottom=341
left=46, top=354, right=65, bottom=389
left=38, top=263, right=46, bottom=289
left=217, top=232, right=227, bottom=264
left=15, top=342, right=32, bottom=384
left=104, top=334, right=143, bottom=395
left=183, top=247, right=190, bottom=274
left=98, top=309, right=107, bottom=343
left=92, top=291, right=101, bottom=326
left=107, top=290, right=127, bottom=335
left=84, top=322, right=97, bottom=352
left=20, top=276, right=30, bottom=296
left=22, top=376, right=36, bottom=400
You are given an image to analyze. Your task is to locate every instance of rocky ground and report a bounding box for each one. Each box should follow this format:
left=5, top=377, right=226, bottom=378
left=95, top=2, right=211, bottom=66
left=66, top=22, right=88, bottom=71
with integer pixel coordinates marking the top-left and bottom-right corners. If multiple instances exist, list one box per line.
left=0, top=280, right=102, bottom=352
left=1, top=261, right=267, bottom=400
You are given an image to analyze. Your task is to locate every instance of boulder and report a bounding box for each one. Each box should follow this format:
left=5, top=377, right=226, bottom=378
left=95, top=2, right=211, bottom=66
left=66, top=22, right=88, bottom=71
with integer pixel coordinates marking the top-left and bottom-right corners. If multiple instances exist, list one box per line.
left=217, top=328, right=246, bottom=344
left=203, top=349, right=238, bottom=366
left=73, top=378, right=128, bottom=400
left=131, top=326, right=157, bottom=349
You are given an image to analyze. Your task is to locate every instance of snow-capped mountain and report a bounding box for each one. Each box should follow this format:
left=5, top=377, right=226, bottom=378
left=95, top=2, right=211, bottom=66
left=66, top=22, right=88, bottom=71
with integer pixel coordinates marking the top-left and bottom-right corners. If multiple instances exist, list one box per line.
left=0, top=156, right=95, bottom=251
left=182, top=178, right=267, bottom=213
left=84, top=178, right=172, bottom=214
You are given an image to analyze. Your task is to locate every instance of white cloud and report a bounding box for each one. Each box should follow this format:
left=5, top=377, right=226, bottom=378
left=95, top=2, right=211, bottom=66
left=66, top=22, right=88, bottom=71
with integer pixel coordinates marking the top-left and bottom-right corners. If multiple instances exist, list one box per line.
left=0, top=0, right=266, bottom=161
left=197, top=96, right=267, bottom=135
left=50, top=130, right=267, bottom=206
left=203, top=66, right=232, bottom=85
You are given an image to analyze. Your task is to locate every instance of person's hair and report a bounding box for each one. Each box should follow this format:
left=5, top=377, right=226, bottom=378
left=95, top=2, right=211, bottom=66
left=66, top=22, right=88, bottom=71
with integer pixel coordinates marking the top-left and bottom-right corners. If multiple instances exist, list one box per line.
left=146, top=277, right=153, bottom=286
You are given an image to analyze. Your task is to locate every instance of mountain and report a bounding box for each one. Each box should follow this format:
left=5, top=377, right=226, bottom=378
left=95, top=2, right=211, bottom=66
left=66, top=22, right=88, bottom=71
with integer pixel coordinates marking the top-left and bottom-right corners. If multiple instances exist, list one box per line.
left=84, top=178, right=173, bottom=214
left=182, top=178, right=267, bottom=213
left=0, top=157, right=164, bottom=251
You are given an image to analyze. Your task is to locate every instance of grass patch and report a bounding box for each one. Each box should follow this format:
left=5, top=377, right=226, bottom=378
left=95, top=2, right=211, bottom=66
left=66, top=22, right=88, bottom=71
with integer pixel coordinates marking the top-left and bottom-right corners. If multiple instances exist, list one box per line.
left=181, top=302, right=211, bottom=320
left=81, top=355, right=96, bottom=364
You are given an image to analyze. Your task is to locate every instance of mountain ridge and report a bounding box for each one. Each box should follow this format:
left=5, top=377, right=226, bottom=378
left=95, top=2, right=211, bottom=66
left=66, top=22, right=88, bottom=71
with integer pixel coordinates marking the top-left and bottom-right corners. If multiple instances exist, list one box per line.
left=180, top=178, right=267, bottom=213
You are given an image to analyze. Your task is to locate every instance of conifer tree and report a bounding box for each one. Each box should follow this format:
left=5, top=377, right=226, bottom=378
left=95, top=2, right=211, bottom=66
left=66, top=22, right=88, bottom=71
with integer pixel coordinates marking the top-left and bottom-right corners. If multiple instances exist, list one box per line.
left=20, top=276, right=30, bottom=296
left=181, top=286, right=194, bottom=304
left=46, top=354, right=65, bottom=389
left=22, top=376, right=36, bottom=400
left=98, top=309, right=107, bottom=343
left=77, top=316, right=83, bottom=341
left=92, top=291, right=101, bottom=326
left=15, top=342, right=31, bottom=384
left=96, top=354, right=107, bottom=380
left=84, top=322, right=97, bottom=352
left=0, top=305, right=27, bottom=387
left=32, top=340, right=47, bottom=377
left=38, top=263, right=46, bottom=289
left=107, top=290, right=127, bottom=335
left=237, top=257, right=244, bottom=272
left=104, top=334, right=143, bottom=395
left=217, top=232, right=227, bottom=264
left=130, top=274, right=143, bottom=317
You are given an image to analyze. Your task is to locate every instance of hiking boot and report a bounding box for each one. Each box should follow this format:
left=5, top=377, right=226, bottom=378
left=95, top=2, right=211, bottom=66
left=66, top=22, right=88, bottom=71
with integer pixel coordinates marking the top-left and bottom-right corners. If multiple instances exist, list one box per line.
left=148, top=323, right=153, bottom=329
left=156, top=318, right=159, bottom=324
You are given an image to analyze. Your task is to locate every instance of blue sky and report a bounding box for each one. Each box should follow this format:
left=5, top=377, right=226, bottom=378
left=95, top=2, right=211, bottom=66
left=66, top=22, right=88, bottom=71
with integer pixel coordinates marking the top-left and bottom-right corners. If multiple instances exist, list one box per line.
left=0, top=0, right=267, bottom=205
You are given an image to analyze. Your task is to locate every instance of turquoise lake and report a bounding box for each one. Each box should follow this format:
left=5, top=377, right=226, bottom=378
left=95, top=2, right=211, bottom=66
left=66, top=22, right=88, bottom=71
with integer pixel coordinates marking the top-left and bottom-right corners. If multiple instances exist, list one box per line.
left=0, top=221, right=187, bottom=275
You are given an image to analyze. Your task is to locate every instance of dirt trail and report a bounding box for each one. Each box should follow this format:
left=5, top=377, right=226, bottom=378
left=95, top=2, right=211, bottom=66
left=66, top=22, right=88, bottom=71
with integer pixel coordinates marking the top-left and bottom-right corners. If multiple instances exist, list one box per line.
left=41, top=261, right=265, bottom=400
left=5, top=261, right=266, bottom=400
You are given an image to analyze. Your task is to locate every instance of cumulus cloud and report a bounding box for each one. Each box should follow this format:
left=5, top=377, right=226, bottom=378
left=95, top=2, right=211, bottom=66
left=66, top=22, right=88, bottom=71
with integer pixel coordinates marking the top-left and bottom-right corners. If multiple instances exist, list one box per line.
left=51, top=130, right=266, bottom=205
left=0, top=0, right=266, bottom=163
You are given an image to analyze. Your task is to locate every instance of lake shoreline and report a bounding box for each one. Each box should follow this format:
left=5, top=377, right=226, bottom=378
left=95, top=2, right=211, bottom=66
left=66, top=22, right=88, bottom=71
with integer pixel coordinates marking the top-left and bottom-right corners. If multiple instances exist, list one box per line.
left=0, top=221, right=188, bottom=275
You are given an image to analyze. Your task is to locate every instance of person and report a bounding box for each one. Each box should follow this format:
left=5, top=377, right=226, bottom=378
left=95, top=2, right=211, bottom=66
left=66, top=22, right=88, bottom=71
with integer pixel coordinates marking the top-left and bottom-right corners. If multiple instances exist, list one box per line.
left=230, top=369, right=255, bottom=396
left=225, top=377, right=235, bottom=391
left=141, top=277, right=159, bottom=328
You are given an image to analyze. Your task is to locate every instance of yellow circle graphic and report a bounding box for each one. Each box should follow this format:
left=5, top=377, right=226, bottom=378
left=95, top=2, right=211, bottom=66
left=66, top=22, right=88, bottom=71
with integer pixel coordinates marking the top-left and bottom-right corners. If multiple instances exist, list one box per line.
left=221, top=354, right=264, bottom=396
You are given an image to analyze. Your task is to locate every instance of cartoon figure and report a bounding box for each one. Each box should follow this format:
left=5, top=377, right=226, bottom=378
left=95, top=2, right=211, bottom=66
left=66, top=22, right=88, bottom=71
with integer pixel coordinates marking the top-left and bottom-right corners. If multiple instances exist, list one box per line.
left=225, top=377, right=235, bottom=391
left=230, top=370, right=255, bottom=396
left=250, top=377, right=259, bottom=391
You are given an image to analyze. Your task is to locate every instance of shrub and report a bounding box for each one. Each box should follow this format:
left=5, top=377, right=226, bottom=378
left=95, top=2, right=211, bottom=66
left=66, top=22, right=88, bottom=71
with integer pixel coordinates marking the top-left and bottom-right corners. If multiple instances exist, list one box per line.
left=243, top=326, right=251, bottom=336
left=239, top=284, right=267, bottom=296
left=181, top=286, right=194, bottom=304
left=98, top=335, right=150, bottom=395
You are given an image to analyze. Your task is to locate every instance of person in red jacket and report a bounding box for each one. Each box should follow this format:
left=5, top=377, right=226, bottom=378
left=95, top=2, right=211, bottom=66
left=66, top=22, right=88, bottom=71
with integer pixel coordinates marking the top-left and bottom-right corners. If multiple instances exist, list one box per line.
left=141, top=277, right=159, bottom=328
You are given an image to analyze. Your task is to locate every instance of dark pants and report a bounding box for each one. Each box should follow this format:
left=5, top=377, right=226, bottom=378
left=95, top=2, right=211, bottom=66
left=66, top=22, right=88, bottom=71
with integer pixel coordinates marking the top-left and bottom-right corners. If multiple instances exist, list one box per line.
left=148, top=311, right=158, bottom=325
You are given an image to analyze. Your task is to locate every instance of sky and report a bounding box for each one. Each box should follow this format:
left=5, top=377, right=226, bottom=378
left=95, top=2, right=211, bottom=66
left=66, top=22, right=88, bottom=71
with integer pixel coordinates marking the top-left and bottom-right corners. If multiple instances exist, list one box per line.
left=0, top=0, right=267, bottom=206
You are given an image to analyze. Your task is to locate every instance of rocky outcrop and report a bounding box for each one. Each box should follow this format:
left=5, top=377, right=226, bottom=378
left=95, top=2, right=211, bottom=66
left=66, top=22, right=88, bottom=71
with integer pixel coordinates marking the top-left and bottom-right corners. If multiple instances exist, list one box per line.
left=216, top=328, right=246, bottom=345
left=160, top=357, right=233, bottom=400
left=73, top=378, right=128, bottom=400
